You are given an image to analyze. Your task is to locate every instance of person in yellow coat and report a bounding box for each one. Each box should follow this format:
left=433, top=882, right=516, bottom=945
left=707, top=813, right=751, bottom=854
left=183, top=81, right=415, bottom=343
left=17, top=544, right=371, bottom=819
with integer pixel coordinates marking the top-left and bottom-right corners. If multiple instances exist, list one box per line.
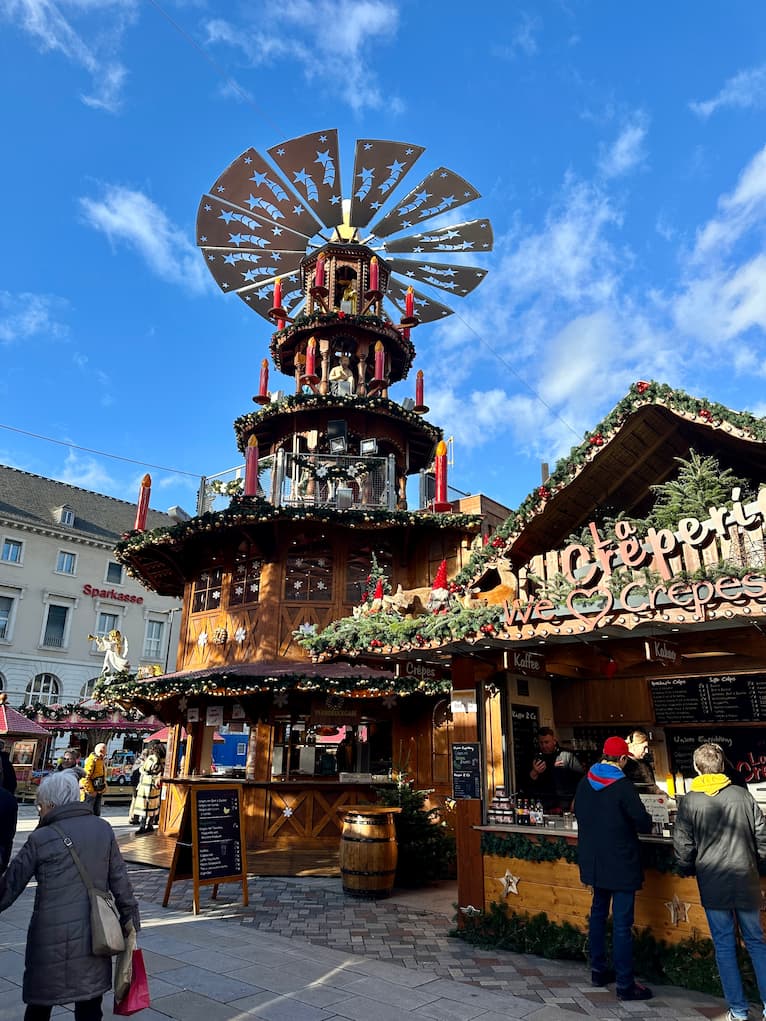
left=79, top=743, right=107, bottom=816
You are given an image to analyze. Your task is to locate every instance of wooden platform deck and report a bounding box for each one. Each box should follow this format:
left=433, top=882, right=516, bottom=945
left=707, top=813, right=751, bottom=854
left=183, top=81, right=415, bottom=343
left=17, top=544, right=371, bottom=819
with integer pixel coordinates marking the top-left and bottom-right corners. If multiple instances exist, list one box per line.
left=117, top=831, right=341, bottom=877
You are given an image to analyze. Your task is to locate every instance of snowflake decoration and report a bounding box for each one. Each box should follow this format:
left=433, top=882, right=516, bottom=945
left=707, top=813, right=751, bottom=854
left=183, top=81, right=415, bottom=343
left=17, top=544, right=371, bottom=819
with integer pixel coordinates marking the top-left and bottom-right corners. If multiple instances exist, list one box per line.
left=317, top=558, right=325, bottom=567
left=283, top=806, right=294, bottom=817
left=298, top=622, right=317, bottom=636
left=274, top=691, right=288, bottom=707
left=317, top=581, right=326, bottom=591
left=235, top=626, right=247, bottom=644
left=382, top=695, right=397, bottom=709
left=249, top=582, right=259, bottom=593
left=197, top=632, right=208, bottom=647
left=212, top=590, right=221, bottom=602
left=293, top=580, right=303, bottom=590
left=295, top=558, right=304, bottom=567
left=235, top=585, right=244, bottom=596
left=178, top=696, right=188, bottom=713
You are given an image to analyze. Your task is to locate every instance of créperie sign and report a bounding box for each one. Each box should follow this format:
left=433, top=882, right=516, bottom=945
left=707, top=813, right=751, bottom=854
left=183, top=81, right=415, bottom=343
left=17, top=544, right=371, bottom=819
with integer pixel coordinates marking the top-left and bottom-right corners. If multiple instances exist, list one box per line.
left=82, top=584, right=143, bottom=605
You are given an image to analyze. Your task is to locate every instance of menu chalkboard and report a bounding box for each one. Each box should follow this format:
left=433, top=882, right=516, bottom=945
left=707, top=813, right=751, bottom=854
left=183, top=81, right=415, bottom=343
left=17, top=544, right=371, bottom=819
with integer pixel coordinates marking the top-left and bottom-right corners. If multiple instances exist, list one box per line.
left=452, top=742, right=482, bottom=799
left=195, top=788, right=243, bottom=881
left=651, top=674, right=766, bottom=724
left=511, top=704, right=539, bottom=796
left=163, top=784, right=249, bottom=914
left=667, top=727, right=766, bottom=783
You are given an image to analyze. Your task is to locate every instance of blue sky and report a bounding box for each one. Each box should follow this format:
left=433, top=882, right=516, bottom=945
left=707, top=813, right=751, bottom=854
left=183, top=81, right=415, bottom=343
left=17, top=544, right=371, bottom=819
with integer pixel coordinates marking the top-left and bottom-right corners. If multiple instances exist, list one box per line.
left=2, top=1, right=766, bottom=519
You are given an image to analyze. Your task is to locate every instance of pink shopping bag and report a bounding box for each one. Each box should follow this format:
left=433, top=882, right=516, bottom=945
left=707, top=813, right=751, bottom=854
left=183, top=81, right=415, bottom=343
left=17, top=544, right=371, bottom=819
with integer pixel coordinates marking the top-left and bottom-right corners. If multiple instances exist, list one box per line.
left=113, top=948, right=151, bottom=1015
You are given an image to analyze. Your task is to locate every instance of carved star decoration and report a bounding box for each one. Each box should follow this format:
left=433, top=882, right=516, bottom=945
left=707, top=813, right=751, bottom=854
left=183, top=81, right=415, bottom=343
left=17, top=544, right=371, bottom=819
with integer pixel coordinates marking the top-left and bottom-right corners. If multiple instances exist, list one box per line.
left=665, top=894, right=691, bottom=925
left=498, top=869, right=521, bottom=897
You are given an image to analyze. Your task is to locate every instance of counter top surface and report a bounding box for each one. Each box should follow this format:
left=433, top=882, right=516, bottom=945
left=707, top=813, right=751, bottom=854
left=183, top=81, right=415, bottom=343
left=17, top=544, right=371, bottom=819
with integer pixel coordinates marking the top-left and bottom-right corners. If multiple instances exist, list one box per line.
left=477, top=823, right=673, bottom=844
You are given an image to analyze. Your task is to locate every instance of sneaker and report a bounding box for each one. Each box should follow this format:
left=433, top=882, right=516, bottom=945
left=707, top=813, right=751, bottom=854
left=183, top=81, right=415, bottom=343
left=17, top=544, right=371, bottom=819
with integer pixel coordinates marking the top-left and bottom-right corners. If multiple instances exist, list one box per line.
left=616, top=982, right=653, bottom=1001
left=591, top=968, right=616, bottom=987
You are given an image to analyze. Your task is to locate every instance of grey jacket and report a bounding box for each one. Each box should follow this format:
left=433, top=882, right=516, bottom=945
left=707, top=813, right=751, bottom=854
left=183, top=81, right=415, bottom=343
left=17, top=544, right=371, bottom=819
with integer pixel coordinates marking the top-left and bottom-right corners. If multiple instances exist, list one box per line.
left=0, top=802, right=140, bottom=1006
left=674, top=781, right=766, bottom=910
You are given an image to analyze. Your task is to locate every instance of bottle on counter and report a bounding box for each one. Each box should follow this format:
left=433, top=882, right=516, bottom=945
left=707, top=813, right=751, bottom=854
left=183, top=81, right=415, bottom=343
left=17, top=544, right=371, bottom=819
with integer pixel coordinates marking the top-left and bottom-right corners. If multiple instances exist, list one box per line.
left=666, top=773, right=676, bottom=798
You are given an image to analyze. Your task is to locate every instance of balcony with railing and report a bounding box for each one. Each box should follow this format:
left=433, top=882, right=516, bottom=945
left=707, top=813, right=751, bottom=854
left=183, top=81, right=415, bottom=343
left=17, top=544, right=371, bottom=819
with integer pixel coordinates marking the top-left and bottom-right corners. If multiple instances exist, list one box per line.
left=198, top=451, right=398, bottom=514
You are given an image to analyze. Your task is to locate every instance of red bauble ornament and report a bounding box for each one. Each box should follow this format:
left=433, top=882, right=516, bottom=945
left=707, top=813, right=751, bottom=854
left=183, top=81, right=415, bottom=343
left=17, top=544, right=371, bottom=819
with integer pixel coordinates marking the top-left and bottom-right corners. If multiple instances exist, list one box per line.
left=537, top=486, right=550, bottom=501
left=589, top=433, right=604, bottom=446
left=636, top=380, right=650, bottom=393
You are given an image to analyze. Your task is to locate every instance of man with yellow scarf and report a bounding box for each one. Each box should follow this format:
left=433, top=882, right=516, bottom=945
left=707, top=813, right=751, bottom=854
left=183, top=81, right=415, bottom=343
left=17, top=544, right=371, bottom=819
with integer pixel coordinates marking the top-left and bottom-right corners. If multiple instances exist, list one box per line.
left=674, top=742, right=766, bottom=1021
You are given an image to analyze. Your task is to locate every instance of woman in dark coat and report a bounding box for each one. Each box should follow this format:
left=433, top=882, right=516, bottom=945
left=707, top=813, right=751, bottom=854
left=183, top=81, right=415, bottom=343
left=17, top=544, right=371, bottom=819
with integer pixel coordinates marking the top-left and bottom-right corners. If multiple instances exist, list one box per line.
left=0, top=770, right=140, bottom=1020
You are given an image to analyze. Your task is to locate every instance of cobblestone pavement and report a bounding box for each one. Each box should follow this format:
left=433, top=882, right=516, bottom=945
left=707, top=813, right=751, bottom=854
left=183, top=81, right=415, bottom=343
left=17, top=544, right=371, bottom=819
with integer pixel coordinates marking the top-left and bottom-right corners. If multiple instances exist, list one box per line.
left=129, top=864, right=729, bottom=1020
left=3, top=807, right=733, bottom=1020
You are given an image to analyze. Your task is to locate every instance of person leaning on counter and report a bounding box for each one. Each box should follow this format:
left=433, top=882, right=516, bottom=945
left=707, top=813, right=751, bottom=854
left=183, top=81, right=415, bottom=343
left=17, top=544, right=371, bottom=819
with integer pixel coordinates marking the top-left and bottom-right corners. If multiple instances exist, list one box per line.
left=622, top=730, right=662, bottom=794
left=528, top=727, right=584, bottom=812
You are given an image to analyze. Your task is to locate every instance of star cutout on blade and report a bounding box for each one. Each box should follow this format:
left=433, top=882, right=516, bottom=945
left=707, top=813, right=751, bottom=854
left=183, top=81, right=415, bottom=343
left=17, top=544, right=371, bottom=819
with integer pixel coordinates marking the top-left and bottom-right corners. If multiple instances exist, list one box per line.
left=498, top=869, right=520, bottom=896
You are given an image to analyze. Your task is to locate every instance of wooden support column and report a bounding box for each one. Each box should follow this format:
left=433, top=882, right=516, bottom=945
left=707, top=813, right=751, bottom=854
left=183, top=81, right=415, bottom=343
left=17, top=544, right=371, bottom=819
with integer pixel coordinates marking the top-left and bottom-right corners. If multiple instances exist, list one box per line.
left=455, top=798, right=483, bottom=923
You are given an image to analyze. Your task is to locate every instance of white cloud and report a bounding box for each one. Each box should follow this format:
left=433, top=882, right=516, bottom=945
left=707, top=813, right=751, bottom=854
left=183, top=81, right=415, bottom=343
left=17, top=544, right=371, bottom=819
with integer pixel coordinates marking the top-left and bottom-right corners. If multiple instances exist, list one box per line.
left=204, top=0, right=400, bottom=113
left=58, top=448, right=118, bottom=492
left=690, top=64, right=766, bottom=119
left=79, top=185, right=211, bottom=294
left=490, top=13, right=541, bottom=59
left=691, top=145, right=766, bottom=259
left=0, top=291, right=68, bottom=344
left=1, top=0, right=136, bottom=112
left=598, top=115, right=648, bottom=179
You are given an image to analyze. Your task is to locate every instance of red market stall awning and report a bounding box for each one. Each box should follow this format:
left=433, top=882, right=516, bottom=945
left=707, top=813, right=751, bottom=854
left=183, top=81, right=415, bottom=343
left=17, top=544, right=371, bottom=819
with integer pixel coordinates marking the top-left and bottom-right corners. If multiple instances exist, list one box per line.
left=0, top=705, right=49, bottom=737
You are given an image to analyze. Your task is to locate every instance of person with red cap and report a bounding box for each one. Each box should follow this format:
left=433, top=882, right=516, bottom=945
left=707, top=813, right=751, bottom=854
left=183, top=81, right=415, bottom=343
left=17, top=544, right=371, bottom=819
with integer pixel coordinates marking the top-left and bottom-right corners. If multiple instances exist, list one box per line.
left=574, top=735, right=653, bottom=1001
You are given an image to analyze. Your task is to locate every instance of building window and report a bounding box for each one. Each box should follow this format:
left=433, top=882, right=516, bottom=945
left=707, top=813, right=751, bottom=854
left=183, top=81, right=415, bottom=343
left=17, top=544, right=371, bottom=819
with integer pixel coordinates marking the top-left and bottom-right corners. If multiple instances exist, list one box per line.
left=285, top=546, right=332, bottom=602
left=143, top=619, right=164, bottom=659
left=1, top=539, right=22, bottom=564
left=80, top=678, right=97, bottom=699
left=192, top=568, right=224, bottom=613
left=58, top=506, right=75, bottom=527
left=345, top=546, right=393, bottom=604
left=0, top=597, right=11, bottom=641
left=91, top=612, right=119, bottom=652
left=55, top=551, right=77, bottom=575
left=42, top=605, right=69, bottom=649
left=26, top=673, right=60, bottom=706
left=0, top=673, right=4, bottom=692
left=105, top=562, right=123, bottom=584
left=229, top=557, right=263, bottom=607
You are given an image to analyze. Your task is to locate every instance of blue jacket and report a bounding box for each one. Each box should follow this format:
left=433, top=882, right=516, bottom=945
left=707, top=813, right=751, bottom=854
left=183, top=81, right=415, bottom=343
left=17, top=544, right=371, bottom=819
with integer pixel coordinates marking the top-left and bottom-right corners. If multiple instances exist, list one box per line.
left=574, top=763, right=652, bottom=891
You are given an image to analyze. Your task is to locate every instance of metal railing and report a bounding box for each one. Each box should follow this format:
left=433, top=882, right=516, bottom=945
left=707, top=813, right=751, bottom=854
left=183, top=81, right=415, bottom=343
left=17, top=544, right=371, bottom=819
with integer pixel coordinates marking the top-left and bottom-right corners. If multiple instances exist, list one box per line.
left=197, top=452, right=397, bottom=513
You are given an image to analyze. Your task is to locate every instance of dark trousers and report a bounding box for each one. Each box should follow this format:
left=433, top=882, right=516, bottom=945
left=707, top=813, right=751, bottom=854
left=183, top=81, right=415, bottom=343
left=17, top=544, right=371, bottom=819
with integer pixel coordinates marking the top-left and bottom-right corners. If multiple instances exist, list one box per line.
left=589, top=887, right=636, bottom=990
left=84, top=793, right=103, bottom=816
left=25, top=997, right=102, bottom=1020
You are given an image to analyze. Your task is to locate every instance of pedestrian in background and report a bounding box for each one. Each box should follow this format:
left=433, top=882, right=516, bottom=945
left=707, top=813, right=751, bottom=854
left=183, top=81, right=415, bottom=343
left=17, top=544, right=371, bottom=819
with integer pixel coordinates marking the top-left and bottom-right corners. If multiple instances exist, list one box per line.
left=674, top=742, right=766, bottom=1021
left=0, top=770, right=139, bottom=1020
left=0, top=785, right=17, bottom=874
left=133, top=742, right=164, bottom=834
left=527, top=727, right=583, bottom=811
left=574, top=735, right=653, bottom=1001
left=79, top=743, right=107, bottom=816
left=57, top=748, right=85, bottom=781
left=0, top=739, right=17, bottom=795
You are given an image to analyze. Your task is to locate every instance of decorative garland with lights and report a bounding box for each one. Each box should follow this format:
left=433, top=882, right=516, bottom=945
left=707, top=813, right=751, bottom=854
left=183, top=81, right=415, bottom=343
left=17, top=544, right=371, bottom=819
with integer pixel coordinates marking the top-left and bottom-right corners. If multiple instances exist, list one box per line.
left=16, top=701, right=151, bottom=723
left=117, top=501, right=480, bottom=568
left=234, top=392, right=440, bottom=454
left=95, top=668, right=452, bottom=704
left=269, top=310, right=416, bottom=369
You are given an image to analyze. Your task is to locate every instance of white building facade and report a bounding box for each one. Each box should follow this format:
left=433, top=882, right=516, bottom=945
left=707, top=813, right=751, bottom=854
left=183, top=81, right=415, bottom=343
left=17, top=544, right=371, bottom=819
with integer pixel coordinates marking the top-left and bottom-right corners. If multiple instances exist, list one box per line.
left=0, top=465, right=183, bottom=710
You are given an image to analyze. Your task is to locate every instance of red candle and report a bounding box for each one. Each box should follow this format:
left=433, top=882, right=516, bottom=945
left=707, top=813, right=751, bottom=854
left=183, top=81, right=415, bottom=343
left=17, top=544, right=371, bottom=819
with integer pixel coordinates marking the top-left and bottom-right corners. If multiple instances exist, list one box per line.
left=258, top=358, right=269, bottom=398
left=369, top=256, right=379, bottom=291
left=415, top=369, right=424, bottom=407
left=315, top=254, right=325, bottom=288
left=374, top=341, right=385, bottom=379
left=405, top=286, right=414, bottom=318
left=273, top=277, right=282, bottom=309
left=244, top=436, right=259, bottom=496
left=434, top=440, right=447, bottom=506
left=305, top=336, right=317, bottom=377
left=134, top=474, right=151, bottom=531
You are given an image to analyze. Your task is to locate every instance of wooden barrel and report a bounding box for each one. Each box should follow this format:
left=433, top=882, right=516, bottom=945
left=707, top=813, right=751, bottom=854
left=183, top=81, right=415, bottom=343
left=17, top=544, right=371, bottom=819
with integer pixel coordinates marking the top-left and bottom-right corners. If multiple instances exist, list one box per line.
left=338, top=806, right=401, bottom=899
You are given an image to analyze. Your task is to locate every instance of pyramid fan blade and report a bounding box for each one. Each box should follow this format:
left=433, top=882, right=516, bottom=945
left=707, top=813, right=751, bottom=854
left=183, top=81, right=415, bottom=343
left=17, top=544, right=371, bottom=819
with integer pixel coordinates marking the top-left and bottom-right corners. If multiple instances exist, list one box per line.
left=387, top=279, right=454, bottom=323
left=268, top=130, right=342, bottom=231
left=382, top=218, right=494, bottom=254
left=197, top=197, right=310, bottom=253
left=387, top=259, right=487, bottom=297
left=202, top=250, right=304, bottom=295
left=349, top=139, right=426, bottom=229
left=368, top=168, right=480, bottom=239
left=204, top=148, right=320, bottom=238
left=238, top=272, right=304, bottom=320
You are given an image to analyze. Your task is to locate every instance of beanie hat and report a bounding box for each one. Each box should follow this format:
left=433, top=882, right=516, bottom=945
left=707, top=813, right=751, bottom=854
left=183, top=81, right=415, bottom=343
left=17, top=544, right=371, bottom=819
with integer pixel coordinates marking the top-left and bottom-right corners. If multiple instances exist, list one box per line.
left=603, top=736, right=629, bottom=758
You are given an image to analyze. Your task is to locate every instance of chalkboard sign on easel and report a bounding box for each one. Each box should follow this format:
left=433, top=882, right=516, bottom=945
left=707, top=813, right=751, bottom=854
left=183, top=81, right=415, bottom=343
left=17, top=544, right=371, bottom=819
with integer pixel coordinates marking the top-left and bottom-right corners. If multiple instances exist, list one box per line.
left=451, top=742, right=482, bottom=799
left=163, top=784, right=249, bottom=914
